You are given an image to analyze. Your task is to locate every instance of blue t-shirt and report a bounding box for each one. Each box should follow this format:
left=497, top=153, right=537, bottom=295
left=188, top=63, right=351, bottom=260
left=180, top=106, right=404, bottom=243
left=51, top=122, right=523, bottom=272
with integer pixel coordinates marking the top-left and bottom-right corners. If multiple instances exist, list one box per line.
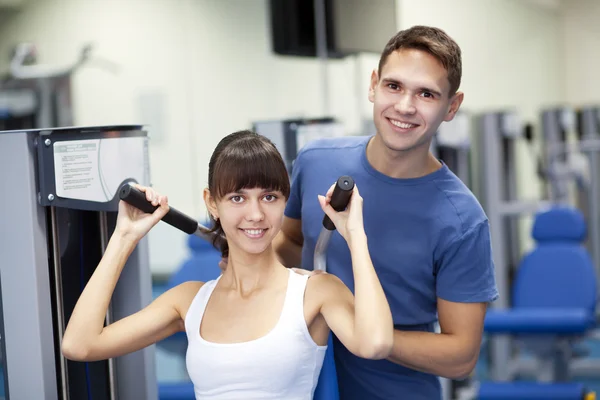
left=285, top=135, right=498, bottom=400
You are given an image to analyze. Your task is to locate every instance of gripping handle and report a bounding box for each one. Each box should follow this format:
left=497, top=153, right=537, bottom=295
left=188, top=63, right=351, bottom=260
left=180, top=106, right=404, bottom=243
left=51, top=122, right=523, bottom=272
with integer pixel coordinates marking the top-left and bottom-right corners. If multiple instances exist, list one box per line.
left=322, top=176, right=355, bottom=230
left=118, top=183, right=198, bottom=235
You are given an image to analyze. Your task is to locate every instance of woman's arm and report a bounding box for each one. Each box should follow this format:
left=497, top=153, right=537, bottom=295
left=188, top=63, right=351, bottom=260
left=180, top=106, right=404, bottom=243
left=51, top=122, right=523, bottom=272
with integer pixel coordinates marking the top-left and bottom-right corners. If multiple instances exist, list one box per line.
left=61, top=185, right=198, bottom=361
left=311, top=185, right=394, bottom=359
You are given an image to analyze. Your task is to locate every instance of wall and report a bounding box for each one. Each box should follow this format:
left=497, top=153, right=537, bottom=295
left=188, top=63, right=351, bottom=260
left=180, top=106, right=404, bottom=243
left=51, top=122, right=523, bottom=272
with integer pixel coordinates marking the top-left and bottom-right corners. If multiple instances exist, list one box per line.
left=562, top=0, right=600, bottom=106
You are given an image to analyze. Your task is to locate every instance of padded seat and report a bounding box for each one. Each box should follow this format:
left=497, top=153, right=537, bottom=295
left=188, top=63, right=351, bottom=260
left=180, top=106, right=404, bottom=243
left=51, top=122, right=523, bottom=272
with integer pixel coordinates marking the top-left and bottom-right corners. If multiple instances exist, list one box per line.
left=479, top=206, right=597, bottom=398
left=478, top=382, right=587, bottom=400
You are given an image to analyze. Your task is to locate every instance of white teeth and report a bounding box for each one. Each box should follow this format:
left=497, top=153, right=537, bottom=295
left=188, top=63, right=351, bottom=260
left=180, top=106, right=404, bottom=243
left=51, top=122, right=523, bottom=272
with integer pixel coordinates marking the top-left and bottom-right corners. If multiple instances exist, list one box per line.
left=390, top=120, right=416, bottom=129
left=244, top=229, right=263, bottom=235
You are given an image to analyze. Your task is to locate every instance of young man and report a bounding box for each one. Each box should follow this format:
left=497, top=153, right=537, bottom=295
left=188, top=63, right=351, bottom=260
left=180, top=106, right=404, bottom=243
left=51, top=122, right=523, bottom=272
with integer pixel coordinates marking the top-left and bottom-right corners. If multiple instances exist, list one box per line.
left=274, top=25, right=498, bottom=400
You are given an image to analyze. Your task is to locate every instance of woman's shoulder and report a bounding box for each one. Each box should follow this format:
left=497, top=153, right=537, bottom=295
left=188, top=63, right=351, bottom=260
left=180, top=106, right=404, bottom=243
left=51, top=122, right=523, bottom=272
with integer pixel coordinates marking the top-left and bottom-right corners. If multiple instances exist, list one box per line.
left=173, top=280, right=205, bottom=294
left=169, top=280, right=207, bottom=315
left=301, top=271, right=348, bottom=303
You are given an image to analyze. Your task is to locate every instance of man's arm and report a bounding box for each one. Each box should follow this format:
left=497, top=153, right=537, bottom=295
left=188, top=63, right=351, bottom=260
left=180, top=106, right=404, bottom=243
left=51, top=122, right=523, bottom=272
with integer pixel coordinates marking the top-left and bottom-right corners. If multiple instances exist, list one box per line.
left=387, top=299, right=487, bottom=380
left=273, top=216, right=304, bottom=268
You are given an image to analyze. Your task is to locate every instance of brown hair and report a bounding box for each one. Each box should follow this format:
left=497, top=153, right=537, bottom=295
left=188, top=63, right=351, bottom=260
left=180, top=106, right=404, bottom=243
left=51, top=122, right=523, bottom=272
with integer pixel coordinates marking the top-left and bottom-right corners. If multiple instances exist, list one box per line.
left=378, top=25, right=462, bottom=96
left=207, top=130, right=290, bottom=257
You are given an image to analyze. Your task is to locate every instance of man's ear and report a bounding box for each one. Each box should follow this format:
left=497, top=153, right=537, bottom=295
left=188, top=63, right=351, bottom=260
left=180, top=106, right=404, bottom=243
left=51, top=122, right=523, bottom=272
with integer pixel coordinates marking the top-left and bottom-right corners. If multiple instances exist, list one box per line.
left=368, top=69, right=378, bottom=103
left=444, top=91, right=464, bottom=122
left=203, top=188, right=219, bottom=220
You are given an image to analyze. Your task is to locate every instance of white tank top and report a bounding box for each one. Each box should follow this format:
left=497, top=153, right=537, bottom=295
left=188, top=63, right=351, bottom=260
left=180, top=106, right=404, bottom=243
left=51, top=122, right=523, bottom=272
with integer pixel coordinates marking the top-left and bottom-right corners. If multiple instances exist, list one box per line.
left=184, top=269, right=327, bottom=400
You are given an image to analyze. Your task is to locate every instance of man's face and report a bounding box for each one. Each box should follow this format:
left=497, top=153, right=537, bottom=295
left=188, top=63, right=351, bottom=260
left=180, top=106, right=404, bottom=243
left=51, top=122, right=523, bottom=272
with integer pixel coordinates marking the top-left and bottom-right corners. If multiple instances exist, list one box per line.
left=369, top=48, right=463, bottom=153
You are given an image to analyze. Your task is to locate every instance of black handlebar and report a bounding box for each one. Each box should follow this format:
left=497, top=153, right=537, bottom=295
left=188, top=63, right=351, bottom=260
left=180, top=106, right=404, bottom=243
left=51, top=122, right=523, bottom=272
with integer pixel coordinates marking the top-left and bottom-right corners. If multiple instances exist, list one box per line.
left=322, top=176, right=355, bottom=230
left=118, top=183, right=199, bottom=235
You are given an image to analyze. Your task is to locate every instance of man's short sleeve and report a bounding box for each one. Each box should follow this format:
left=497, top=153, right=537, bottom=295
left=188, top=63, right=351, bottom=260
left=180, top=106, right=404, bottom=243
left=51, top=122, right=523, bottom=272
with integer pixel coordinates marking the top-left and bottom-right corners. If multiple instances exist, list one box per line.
left=436, top=220, right=499, bottom=303
left=284, top=151, right=305, bottom=219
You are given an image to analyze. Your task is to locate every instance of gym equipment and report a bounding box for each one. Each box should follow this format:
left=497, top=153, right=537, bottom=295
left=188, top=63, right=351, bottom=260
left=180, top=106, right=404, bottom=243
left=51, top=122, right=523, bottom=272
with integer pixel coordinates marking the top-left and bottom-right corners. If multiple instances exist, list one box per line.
left=431, top=110, right=472, bottom=187
left=541, top=106, right=600, bottom=283
left=166, top=233, right=222, bottom=289
left=478, top=205, right=597, bottom=399
left=476, top=110, right=546, bottom=382
left=1, top=44, right=101, bottom=129
left=253, top=117, right=345, bottom=172
left=0, top=125, right=156, bottom=399
left=0, top=89, right=36, bottom=130
left=575, top=106, right=600, bottom=274
left=314, top=175, right=354, bottom=271
left=119, top=177, right=354, bottom=400
left=478, top=382, right=591, bottom=400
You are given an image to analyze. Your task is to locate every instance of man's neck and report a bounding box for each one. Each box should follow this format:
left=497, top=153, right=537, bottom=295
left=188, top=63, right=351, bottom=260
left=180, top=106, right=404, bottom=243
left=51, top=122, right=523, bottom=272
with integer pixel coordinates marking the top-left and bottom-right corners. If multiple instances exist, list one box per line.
left=366, top=135, right=442, bottom=179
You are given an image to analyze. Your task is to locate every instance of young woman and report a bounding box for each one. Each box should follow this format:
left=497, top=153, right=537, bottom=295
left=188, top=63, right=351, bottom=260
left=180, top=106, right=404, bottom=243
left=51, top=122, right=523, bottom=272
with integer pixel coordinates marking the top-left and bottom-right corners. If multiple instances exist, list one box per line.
left=62, top=130, right=393, bottom=399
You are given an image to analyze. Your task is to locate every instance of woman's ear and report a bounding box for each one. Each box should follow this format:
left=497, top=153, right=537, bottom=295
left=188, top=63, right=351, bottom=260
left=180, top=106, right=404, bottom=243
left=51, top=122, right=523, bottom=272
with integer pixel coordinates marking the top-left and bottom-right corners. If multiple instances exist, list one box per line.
left=203, top=188, right=219, bottom=220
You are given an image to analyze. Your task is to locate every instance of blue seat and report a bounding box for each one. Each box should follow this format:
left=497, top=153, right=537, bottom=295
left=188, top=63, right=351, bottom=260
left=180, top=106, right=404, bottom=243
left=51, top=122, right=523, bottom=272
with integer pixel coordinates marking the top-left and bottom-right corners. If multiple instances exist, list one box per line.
left=166, top=233, right=223, bottom=290
left=478, top=205, right=597, bottom=399
left=478, top=382, right=587, bottom=399
left=159, top=382, right=195, bottom=400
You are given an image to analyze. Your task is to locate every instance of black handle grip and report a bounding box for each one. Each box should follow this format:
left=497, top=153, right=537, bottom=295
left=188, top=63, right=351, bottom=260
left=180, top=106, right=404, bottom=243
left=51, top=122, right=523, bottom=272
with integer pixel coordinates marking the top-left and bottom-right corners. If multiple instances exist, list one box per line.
left=322, top=175, right=355, bottom=230
left=118, top=183, right=198, bottom=235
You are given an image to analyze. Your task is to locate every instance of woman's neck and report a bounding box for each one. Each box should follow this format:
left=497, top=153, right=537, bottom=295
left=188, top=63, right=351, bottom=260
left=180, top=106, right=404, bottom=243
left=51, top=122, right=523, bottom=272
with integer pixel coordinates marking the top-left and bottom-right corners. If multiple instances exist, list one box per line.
left=220, top=246, right=286, bottom=296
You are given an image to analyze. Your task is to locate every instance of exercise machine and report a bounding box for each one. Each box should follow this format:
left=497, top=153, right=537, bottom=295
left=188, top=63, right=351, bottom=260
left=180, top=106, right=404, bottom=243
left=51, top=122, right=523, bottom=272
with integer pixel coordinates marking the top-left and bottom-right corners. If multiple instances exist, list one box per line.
left=479, top=204, right=597, bottom=399
left=541, top=106, right=600, bottom=279
left=0, top=43, right=114, bottom=131
left=0, top=89, right=36, bottom=131
left=252, top=117, right=345, bottom=172
left=431, top=110, right=472, bottom=188
left=0, top=125, right=156, bottom=400
left=475, top=110, right=546, bottom=381
left=471, top=108, right=599, bottom=399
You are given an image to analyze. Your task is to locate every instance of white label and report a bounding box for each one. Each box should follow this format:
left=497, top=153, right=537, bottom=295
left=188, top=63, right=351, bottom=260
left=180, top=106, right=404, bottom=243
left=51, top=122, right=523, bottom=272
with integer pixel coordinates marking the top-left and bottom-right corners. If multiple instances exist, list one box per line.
left=54, top=136, right=149, bottom=202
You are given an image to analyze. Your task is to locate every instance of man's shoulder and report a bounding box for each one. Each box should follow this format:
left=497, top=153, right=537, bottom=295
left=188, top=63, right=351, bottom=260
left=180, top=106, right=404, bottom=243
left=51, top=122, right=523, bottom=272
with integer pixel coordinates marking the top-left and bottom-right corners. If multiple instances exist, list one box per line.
left=297, top=135, right=368, bottom=159
left=431, top=168, right=488, bottom=237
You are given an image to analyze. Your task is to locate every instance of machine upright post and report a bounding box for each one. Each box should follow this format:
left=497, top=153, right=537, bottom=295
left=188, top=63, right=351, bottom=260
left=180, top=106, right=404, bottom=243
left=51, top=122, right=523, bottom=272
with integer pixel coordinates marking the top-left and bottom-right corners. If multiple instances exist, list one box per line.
left=481, top=112, right=511, bottom=381
left=99, top=211, right=118, bottom=399
left=579, top=108, right=600, bottom=280
left=50, top=206, right=70, bottom=400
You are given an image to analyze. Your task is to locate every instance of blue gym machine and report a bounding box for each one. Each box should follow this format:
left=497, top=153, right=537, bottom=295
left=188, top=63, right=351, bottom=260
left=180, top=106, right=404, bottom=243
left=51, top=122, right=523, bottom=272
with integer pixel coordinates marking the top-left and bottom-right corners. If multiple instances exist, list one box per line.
left=470, top=110, right=599, bottom=399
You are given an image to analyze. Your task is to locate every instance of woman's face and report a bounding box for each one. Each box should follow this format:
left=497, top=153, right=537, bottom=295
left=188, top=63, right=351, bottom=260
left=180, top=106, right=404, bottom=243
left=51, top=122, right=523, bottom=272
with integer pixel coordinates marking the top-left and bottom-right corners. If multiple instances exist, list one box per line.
left=210, top=187, right=286, bottom=256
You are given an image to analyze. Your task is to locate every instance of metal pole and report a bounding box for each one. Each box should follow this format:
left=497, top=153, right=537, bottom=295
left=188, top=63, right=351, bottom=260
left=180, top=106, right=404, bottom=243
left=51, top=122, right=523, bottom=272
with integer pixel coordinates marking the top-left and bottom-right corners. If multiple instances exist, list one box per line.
left=580, top=108, right=600, bottom=285
left=50, top=206, right=70, bottom=400
left=481, top=112, right=511, bottom=381
left=457, top=148, right=470, bottom=187
left=99, top=211, right=118, bottom=399
left=36, top=78, right=53, bottom=128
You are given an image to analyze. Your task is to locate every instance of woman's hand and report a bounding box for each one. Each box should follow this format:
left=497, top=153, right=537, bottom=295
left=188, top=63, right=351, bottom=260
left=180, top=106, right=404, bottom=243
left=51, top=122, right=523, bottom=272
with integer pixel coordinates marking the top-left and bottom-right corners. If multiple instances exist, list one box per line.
left=115, top=184, right=170, bottom=243
left=318, top=183, right=365, bottom=243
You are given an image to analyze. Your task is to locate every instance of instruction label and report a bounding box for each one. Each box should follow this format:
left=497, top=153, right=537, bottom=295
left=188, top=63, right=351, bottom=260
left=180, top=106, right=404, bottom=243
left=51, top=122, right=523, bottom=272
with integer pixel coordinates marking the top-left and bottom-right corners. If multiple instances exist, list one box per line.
left=53, top=137, right=148, bottom=202
left=54, top=142, right=98, bottom=193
